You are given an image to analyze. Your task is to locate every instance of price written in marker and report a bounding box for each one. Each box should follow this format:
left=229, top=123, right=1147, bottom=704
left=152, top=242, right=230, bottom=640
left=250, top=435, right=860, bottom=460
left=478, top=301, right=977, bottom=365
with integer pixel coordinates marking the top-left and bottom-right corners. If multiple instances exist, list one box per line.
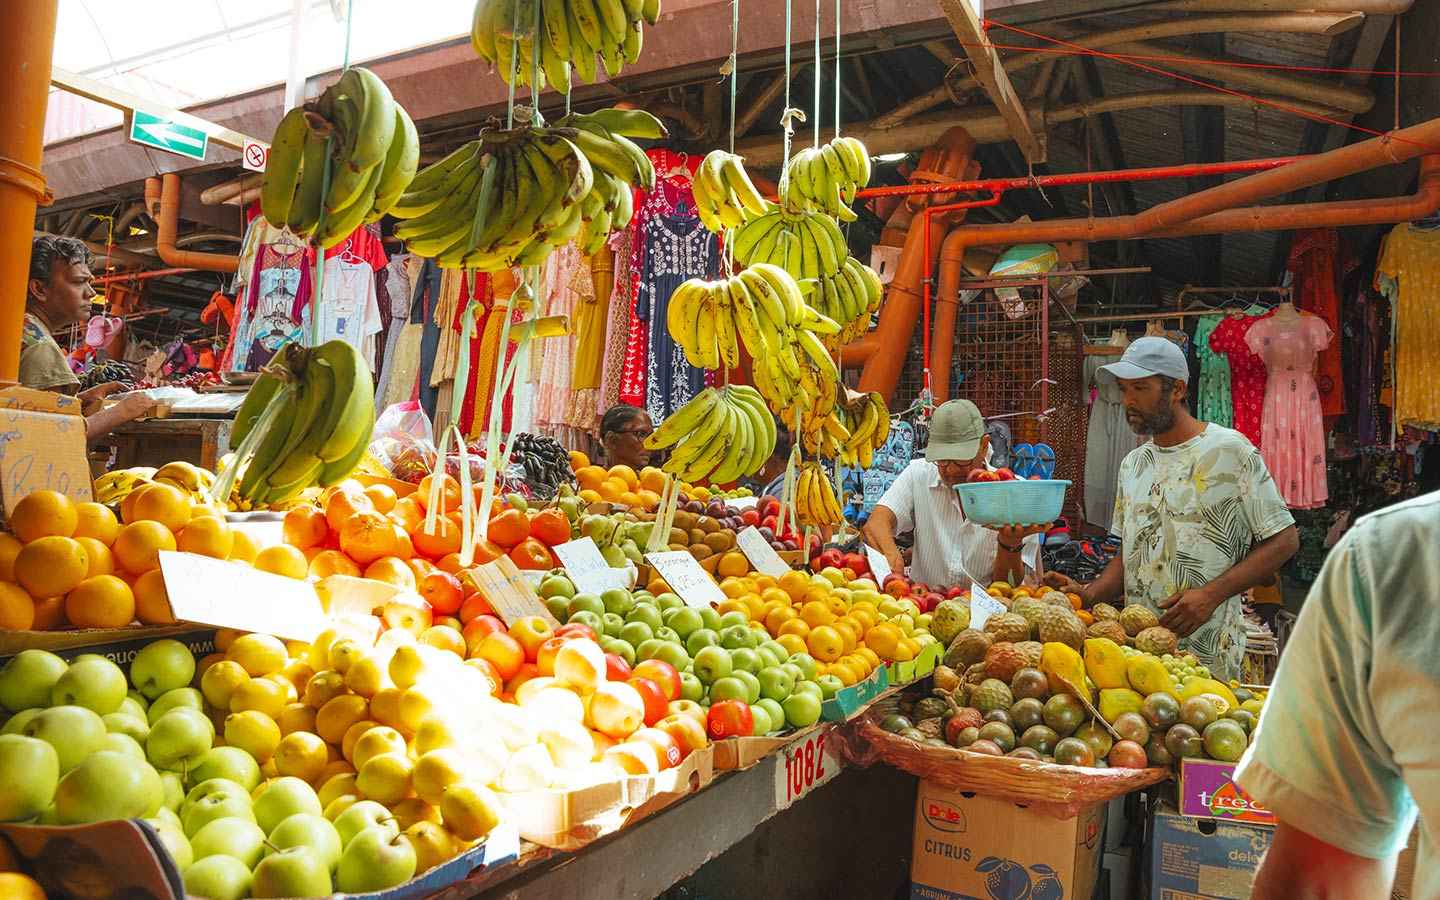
left=969, top=582, right=1008, bottom=630
left=736, top=526, right=790, bottom=578
left=644, top=550, right=727, bottom=609
left=774, top=726, right=842, bottom=810
left=864, top=544, right=893, bottom=583
left=472, top=556, right=561, bottom=627
left=552, top=537, right=628, bottom=594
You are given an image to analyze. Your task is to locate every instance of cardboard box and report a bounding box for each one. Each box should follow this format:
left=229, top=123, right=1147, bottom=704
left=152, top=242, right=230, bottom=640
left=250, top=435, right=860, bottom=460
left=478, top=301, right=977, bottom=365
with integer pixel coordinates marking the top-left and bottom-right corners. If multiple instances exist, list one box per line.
left=886, top=642, right=943, bottom=687
left=713, top=722, right=816, bottom=771
left=911, top=781, right=1106, bottom=900
left=821, top=666, right=890, bottom=721
left=1177, top=758, right=1275, bottom=825
left=0, top=386, right=91, bottom=518
left=0, top=624, right=215, bottom=663
left=1149, top=799, right=1272, bottom=899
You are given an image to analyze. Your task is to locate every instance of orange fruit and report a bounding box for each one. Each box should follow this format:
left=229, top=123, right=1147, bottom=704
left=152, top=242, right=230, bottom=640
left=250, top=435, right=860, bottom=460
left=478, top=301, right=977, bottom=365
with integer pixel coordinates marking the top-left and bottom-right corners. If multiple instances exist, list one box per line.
left=65, top=575, right=135, bottom=629
left=389, top=525, right=415, bottom=560
left=309, top=549, right=361, bottom=579
left=283, top=505, right=330, bottom=549
left=129, top=482, right=192, bottom=531
left=14, top=536, right=89, bottom=598
left=799, top=600, right=834, bottom=629
left=598, top=478, right=628, bottom=502
left=0, top=583, right=34, bottom=630
left=778, top=570, right=810, bottom=601
left=340, top=510, right=399, bottom=566
left=806, top=625, right=843, bottom=663
left=255, top=545, right=308, bottom=579
left=363, top=484, right=397, bottom=514
left=133, top=569, right=175, bottom=625
left=75, top=537, right=115, bottom=578
left=635, top=489, right=661, bottom=510
left=30, top=595, right=65, bottom=629
left=112, top=521, right=177, bottom=575
left=415, top=474, right=462, bottom=513
left=177, top=516, right=234, bottom=560
left=608, top=465, right=639, bottom=489
left=574, top=466, right=607, bottom=491
left=776, top=633, right=807, bottom=656
left=73, top=502, right=119, bottom=545
left=577, top=489, right=601, bottom=505
left=864, top=623, right=901, bottom=659
left=0, top=534, right=20, bottom=581
left=10, top=490, right=77, bottom=542
left=832, top=620, right=859, bottom=654
left=618, top=491, right=643, bottom=509
left=854, top=647, right=881, bottom=669
left=764, top=606, right=796, bottom=636
left=760, top=587, right=791, bottom=608
left=717, top=552, right=749, bottom=581
left=324, top=487, right=375, bottom=533
left=364, top=557, right=418, bottom=590
left=778, top=618, right=810, bottom=639
left=229, top=529, right=261, bottom=564
left=568, top=450, right=590, bottom=471
left=411, top=516, right=461, bottom=560
left=639, top=467, right=667, bottom=494
left=388, top=496, right=424, bottom=534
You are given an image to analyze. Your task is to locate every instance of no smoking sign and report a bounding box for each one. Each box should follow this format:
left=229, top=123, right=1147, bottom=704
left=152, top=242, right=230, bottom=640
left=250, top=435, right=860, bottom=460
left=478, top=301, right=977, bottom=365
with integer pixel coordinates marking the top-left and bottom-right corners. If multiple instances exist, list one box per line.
left=242, top=139, right=269, bottom=172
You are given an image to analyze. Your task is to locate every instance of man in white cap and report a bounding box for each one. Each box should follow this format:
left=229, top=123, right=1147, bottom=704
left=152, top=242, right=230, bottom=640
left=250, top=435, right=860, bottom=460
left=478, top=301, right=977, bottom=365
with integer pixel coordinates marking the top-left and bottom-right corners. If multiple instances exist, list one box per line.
left=863, top=399, right=1045, bottom=588
left=1045, top=336, right=1298, bottom=681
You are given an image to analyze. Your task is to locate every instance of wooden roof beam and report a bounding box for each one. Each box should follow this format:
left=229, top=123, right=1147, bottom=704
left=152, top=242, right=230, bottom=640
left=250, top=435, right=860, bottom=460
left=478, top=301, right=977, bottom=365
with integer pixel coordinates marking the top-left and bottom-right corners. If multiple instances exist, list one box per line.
left=936, top=0, right=1047, bottom=163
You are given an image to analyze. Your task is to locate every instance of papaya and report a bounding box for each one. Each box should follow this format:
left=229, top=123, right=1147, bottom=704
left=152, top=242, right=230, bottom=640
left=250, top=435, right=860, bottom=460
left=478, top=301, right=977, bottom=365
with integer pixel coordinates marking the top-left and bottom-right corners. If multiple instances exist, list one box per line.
left=1125, top=655, right=1176, bottom=696
left=1040, top=641, right=1091, bottom=704
left=1083, top=638, right=1128, bottom=689
left=1179, top=677, right=1239, bottom=712
left=1098, top=687, right=1144, bottom=723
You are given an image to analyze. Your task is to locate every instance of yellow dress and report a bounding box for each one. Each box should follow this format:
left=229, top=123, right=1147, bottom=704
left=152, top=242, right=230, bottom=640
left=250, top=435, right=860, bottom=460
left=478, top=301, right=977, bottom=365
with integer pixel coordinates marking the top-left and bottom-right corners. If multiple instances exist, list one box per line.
left=1375, top=225, right=1440, bottom=432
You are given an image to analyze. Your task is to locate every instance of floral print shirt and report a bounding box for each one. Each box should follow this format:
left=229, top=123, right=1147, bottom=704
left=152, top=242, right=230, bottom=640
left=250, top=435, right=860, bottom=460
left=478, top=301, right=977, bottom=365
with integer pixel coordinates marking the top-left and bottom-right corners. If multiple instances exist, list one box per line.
left=1112, top=424, right=1295, bottom=680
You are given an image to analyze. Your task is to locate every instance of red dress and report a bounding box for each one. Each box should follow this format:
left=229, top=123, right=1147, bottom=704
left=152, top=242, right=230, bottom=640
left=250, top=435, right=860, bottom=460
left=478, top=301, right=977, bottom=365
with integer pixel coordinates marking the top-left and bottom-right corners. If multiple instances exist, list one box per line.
left=1208, top=311, right=1274, bottom=447
left=1287, top=229, right=1344, bottom=423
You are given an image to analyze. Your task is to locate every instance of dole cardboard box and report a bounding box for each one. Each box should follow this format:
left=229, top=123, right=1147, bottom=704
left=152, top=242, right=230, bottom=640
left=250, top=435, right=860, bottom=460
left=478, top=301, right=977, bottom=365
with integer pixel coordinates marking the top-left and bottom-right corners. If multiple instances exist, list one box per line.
left=1178, top=758, right=1275, bottom=825
left=1148, top=799, right=1271, bottom=899
left=911, top=781, right=1106, bottom=900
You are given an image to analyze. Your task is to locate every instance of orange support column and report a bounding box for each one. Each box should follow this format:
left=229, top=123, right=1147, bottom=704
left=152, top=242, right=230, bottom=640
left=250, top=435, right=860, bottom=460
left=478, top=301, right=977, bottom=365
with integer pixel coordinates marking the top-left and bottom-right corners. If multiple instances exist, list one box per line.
left=0, top=0, right=58, bottom=384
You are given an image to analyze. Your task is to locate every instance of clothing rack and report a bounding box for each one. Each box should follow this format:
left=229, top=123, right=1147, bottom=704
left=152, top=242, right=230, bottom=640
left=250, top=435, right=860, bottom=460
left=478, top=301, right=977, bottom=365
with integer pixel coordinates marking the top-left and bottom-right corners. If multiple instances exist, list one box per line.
left=1177, top=285, right=1292, bottom=303
left=1072, top=309, right=1235, bottom=324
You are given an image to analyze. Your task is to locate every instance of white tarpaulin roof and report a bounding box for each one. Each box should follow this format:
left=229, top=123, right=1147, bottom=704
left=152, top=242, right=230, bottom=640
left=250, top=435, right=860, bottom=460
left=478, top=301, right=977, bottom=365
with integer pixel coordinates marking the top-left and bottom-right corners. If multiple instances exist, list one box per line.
left=46, top=0, right=471, bottom=146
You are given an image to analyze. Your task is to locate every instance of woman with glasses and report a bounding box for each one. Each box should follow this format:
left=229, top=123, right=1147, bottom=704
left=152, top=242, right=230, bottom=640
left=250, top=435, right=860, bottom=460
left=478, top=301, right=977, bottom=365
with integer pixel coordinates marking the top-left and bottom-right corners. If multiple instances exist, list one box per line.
left=598, top=404, right=655, bottom=470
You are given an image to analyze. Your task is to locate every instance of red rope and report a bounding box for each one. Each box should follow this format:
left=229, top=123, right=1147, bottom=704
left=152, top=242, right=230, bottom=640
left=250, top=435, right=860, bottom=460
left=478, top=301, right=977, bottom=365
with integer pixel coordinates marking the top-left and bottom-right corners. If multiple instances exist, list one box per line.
left=982, top=20, right=1440, bottom=153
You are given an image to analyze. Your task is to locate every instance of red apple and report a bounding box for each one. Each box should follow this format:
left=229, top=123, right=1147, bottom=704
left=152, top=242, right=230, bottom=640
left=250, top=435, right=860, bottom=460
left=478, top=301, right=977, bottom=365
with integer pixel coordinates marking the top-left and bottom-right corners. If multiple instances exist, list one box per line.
left=992, top=467, right=1017, bottom=481
left=945, top=585, right=967, bottom=599
left=627, top=677, right=668, bottom=726
left=586, top=682, right=646, bottom=739
left=967, top=469, right=999, bottom=483
left=815, top=548, right=844, bottom=570
left=841, top=552, right=869, bottom=575
left=631, top=659, right=682, bottom=701
left=604, top=653, right=632, bottom=682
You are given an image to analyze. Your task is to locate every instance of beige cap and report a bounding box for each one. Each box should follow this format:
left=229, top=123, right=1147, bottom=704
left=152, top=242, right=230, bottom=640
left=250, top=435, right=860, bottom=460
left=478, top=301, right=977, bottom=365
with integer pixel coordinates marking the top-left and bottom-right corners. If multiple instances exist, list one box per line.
left=925, top=399, right=986, bottom=462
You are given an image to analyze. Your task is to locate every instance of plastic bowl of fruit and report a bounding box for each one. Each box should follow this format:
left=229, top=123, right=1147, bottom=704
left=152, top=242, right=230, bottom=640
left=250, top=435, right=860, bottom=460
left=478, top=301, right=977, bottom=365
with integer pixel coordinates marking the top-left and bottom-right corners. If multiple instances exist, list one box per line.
left=954, top=478, right=1071, bottom=526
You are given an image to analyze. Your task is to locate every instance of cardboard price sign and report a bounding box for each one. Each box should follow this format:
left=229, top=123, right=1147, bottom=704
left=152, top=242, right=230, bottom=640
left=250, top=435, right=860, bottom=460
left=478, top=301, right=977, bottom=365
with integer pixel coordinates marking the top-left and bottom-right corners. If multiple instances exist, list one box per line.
left=0, top=387, right=91, bottom=514
left=158, top=551, right=329, bottom=641
left=774, top=725, right=842, bottom=810
left=736, top=526, right=790, bottom=578
left=472, top=556, right=561, bottom=627
left=552, top=537, right=628, bottom=594
left=969, top=582, right=1008, bottom=630
left=644, top=551, right=726, bottom=609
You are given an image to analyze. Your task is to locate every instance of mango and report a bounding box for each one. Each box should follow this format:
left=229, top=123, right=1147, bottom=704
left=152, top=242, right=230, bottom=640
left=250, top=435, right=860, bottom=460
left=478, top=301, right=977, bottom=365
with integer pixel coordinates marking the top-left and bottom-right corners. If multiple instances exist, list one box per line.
left=1179, top=677, right=1239, bottom=712
left=1098, top=688, right=1144, bottom=723
left=1040, top=642, right=1090, bottom=704
left=1125, top=656, right=1176, bottom=696
left=1083, top=638, right=1128, bottom=689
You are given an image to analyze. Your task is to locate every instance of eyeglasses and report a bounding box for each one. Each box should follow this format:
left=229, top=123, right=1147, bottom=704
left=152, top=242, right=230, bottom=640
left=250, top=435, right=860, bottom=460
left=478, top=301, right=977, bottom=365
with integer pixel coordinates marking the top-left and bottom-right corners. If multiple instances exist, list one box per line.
left=613, top=428, right=653, bottom=440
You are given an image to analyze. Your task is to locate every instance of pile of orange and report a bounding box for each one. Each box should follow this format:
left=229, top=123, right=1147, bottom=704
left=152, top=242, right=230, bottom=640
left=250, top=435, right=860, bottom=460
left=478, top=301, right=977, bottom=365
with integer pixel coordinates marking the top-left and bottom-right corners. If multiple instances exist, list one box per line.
left=572, top=463, right=665, bottom=509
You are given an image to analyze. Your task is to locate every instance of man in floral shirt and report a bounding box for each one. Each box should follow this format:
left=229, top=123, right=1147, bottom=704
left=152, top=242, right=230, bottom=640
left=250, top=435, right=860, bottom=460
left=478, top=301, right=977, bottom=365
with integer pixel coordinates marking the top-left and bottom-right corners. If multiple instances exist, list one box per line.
left=1047, top=338, right=1298, bottom=680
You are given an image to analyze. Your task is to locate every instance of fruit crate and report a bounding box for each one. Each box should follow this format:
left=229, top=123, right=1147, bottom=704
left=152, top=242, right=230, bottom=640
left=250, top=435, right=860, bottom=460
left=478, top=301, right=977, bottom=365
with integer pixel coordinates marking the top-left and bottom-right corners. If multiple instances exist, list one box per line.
left=713, top=723, right=818, bottom=771
left=953, top=479, right=1070, bottom=526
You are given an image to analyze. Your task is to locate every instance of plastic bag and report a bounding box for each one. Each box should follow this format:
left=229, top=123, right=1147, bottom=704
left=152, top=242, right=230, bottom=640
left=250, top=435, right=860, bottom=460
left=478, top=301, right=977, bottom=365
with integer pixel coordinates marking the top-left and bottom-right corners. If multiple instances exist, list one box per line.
left=369, top=401, right=437, bottom=483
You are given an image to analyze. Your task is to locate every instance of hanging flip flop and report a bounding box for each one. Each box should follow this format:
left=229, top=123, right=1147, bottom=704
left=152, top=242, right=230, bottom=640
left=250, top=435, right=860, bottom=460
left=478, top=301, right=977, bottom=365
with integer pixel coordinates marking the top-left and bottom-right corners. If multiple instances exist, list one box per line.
left=1031, top=443, right=1056, bottom=479
left=1010, top=443, right=1035, bottom=478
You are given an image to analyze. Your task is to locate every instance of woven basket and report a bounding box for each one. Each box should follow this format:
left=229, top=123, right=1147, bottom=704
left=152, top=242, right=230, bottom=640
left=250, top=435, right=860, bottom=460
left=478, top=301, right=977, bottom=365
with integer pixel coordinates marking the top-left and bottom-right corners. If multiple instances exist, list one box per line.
left=854, top=711, right=1170, bottom=819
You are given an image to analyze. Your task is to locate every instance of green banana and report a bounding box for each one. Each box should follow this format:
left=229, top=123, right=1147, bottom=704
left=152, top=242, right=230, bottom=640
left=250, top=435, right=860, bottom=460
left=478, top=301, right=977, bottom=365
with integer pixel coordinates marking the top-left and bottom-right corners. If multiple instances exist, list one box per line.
left=260, top=108, right=309, bottom=226
left=367, top=106, right=420, bottom=222
left=314, top=340, right=375, bottom=463
left=231, top=372, right=283, bottom=446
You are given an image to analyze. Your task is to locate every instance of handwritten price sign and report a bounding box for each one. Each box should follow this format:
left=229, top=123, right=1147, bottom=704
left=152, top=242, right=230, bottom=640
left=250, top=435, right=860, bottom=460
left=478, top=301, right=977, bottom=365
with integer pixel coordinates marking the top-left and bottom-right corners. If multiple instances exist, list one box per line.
left=969, top=582, right=1008, bottom=630
left=774, top=726, right=842, bottom=810
left=644, top=551, right=726, bottom=609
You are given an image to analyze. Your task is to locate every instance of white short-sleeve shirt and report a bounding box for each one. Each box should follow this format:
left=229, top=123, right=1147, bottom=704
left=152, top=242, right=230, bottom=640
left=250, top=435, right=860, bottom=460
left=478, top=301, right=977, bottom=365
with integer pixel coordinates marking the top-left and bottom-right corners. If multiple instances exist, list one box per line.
left=875, top=459, right=1039, bottom=587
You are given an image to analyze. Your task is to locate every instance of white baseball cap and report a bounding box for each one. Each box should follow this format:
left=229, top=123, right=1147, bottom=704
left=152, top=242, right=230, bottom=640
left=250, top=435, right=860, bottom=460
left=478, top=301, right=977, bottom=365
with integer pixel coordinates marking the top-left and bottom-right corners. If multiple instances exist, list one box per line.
left=1096, top=336, right=1190, bottom=386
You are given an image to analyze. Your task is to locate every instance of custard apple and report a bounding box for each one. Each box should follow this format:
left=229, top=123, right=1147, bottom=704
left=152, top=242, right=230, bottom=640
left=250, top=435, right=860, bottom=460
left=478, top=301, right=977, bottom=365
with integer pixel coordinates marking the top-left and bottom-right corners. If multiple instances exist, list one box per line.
left=1091, top=602, right=1121, bottom=621
left=1087, top=619, right=1129, bottom=645
left=970, top=678, right=1014, bottom=713
left=1134, top=625, right=1179, bottom=656
left=983, top=642, right=1028, bottom=683
left=984, top=612, right=1031, bottom=644
left=945, top=629, right=992, bottom=669
left=1036, top=605, right=1085, bottom=650
left=1119, top=605, right=1160, bottom=636
left=929, top=599, right=971, bottom=646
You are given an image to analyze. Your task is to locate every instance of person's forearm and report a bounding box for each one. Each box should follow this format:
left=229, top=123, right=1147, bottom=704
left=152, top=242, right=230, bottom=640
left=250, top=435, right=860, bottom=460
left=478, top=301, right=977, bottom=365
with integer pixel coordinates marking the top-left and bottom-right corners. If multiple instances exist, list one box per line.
left=992, top=545, right=1023, bottom=585
left=85, top=404, right=139, bottom=441
left=1202, top=526, right=1299, bottom=602
left=1253, top=823, right=1394, bottom=900
left=1084, top=555, right=1125, bottom=604
left=862, top=508, right=900, bottom=558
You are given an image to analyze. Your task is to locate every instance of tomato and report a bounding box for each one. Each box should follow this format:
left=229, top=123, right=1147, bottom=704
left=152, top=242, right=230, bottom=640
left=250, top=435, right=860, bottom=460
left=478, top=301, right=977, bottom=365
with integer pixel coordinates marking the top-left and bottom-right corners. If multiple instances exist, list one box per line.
left=419, top=571, right=464, bottom=616
left=706, top=699, right=753, bottom=739
left=555, top=622, right=598, bottom=642
left=604, top=653, right=632, bottom=682
left=628, top=677, right=668, bottom=726
left=631, top=659, right=682, bottom=702
left=508, top=538, right=555, bottom=571
left=655, top=713, right=708, bottom=759
left=488, top=509, right=530, bottom=549
left=528, top=508, right=571, bottom=547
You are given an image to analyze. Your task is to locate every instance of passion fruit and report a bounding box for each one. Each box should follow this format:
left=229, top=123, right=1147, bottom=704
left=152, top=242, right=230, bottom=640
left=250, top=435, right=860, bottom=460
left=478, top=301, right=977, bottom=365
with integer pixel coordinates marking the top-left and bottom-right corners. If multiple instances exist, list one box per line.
left=952, top=726, right=981, bottom=748
left=1179, top=695, right=1218, bottom=731
left=1112, top=711, right=1151, bottom=745
left=1108, top=739, right=1149, bottom=769
left=1054, top=737, right=1096, bottom=767
left=1009, top=697, right=1045, bottom=731
left=1164, top=722, right=1204, bottom=759
left=1042, top=693, right=1086, bottom=737
left=1140, top=691, right=1181, bottom=730
left=1008, top=746, right=1043, bottom=761
left=983, top=709, right=1013, bottom=728
left=1074, top=720, right=1114, bottom=759
left=977, top=721, right=1017, bottom=753
left=1009, top=667, right=1050, bottom=700
left=880, top=714, right=913, bottom=733
left=1020, top=724, right=1060, bottom=755
left=1203, top=719, right=1248, bottom=762
left=968, top=739, right=1004, bottom=756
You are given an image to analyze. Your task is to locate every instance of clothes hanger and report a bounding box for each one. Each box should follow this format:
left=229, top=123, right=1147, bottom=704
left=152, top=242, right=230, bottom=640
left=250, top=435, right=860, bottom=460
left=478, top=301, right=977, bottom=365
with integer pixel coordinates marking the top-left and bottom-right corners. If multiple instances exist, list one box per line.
left=655, top=151, right=692, bottom=184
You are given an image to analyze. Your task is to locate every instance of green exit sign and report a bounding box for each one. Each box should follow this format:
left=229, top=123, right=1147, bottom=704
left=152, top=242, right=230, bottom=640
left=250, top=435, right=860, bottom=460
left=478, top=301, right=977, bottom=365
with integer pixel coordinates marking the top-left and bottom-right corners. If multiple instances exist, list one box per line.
left=129, top=111, right=208, bottom=161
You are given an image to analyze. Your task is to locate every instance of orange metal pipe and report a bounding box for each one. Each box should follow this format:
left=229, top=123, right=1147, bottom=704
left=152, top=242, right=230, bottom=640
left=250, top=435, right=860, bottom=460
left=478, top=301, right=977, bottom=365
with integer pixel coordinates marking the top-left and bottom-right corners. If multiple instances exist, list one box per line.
left=0, top=0, right=59, bottom=383
left=146, top=175, right=240, bottom=273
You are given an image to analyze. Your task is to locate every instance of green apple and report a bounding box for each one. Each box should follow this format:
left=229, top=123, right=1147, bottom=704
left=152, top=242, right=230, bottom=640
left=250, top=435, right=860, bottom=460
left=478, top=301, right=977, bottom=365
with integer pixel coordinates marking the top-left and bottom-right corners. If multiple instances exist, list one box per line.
left=787, top=652, right=819, bottom=681
left=538, top=575, right=576, bottom=600
left=191, top=816, right=266, bottom=867
left=0, top=649, right=67, bottom=712
left=619, top=621, right=653, bottom=647
left=653, top=625, right=681, bottom=645
left=182, top=788, right=255, bottom=837
left=188, top=746, right=260, bottom=793
left=719, top=625, right=754, bottom=650
left=184, top=777, right=252, bottom=810
left=146, top=815, right=193, bottom=870
left=601, top=612, right=625, bottom=638
left=717, top=610, right=749, bottom=630
left=782, top=691, right=823, bottom=728
left=336, top=825, right=418, bottom=893
left=50, top=657, right=127, bottom=715
left=699, top=607, right=722, bottom=631
left=103, top=712, right=150, bottom=743
left=625, top=605, right=663, bottom=631
left=780, top=662, right=806, bottom=685
left=160, top=771, right=185, bottom=811
left=129, top=639, right=196, bottom=700
left=253, top=845, right=333, bottom=898
left=816, top=674, right=844, bottom=700
left=748, top=704, right=773, bottom=736
left=729, top=648, right=762, bottom=674
left=755, top=698, right=786, bottom=733
left=664, top=607, right=704, bottom=640
left=678, top=672, right=704, bottom=702
left=685, top=628, right=720, bottom=656
left=760, top=640, right=790, bottom=662
left=0, top=734, right=58, bottom=821
left=792, top=681, right=822, bottom=701
left=151, top=804, right=182, bottom=831
left=1, top=708, right=40, bottom=735
left=635, top=638, right=664, bottom=661
left=692, top=646, right=732, bottom=685
left=544, top=596, right=569, bottom=621
left=757, top=665, right=796, bottom=701
left=568, top=610, right=604, bottom=636
left=333, top=800, right=399, bottom=847
left=600, top=638, right=635, bottom=667
left=600, top=588, right=635, bottom=616
left=147, top=687, right=205, bottom=724
left=755, top=646, right=784, bottom=669
left=254, top=776, right=322, bottom=834
left=708, top=677, right=749, bottom=703
left=651, top=642, right=690, bottom=673
left=102, top=732, right=146, bottom=759
left=267, top=812, right=342, bottom=871
left=183, top=854, right=252, bottom=900
left=566, top=594, right=605, bottom=618
left=54, top=750, right=163, bottom=823
left=655, top=593, right=684, bottom=613
left=118, top=695, right=148, bottom=721
left=22, top=704, right=105, bottom=772
left=733, top=670, right=762, bottom=704
left=146, top=707, right=214, bottom=769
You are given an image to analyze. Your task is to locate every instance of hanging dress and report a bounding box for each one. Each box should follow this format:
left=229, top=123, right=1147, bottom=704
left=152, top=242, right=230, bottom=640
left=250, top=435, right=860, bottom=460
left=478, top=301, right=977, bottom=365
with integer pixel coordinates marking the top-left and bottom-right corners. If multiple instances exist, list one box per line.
left=1193, top=314, right=1232, bottom=428
left=1247, top=314, right=1332, bottom=509
left=1083, top=353, right=1141, bottom=532
left=1208, top=311, right=1273, bottom=447
left=1287, top=229, right=1344, bottom=423
left=637, top=211, right=718, bottom=421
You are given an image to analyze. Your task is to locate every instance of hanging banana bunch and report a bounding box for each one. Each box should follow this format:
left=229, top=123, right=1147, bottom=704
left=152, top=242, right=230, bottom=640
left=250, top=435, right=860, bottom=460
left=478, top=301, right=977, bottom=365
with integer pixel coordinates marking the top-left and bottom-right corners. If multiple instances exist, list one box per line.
left=692, top=150, right=773, bottom=232
left=795, top=461, right=843, bottom=526
left=642, top=385, right=777, bottom=485
left=780, top=136, right=872, bottom=221
left=471, top=0, right=662, bottom=90
left=259, top=67, right=419, bottom=248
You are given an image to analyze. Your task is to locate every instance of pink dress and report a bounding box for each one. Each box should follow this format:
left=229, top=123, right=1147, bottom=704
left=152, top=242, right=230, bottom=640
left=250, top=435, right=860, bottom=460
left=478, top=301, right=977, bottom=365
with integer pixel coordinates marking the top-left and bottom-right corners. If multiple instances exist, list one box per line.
left=1246, top=314, right=1332, bottom=509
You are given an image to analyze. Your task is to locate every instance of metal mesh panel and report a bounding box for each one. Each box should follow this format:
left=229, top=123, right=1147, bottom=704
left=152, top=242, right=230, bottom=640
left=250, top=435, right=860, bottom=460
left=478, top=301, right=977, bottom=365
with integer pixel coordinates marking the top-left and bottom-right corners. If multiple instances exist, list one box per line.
left=1045, top=327, right=1087, bottom=528
left=947, top=282, right=1049, bottom=423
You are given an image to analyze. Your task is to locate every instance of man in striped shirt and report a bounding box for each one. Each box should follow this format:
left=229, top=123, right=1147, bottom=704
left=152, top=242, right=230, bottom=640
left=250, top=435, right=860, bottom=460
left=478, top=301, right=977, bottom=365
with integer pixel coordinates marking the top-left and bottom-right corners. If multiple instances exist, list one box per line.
left=862, top=400, right=1044, bottom=588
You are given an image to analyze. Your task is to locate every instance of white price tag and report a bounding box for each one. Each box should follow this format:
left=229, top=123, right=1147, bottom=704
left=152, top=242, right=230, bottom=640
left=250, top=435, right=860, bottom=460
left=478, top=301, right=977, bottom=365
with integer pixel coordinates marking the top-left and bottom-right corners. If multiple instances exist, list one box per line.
left=159, top=551, right=328, bottom=641
left=969, top=582, right=1008, bottom=630
left=774, top=726, right=842, bottom=810
left=644, top=550, right=727, bottom=609
left=552, top=537, right=628, bottom=594
left=865, top=544, right=893, bottom=583
left=1022, top=537, right=1040, bottom=573
left=736, top=526, right=790, bottom=578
